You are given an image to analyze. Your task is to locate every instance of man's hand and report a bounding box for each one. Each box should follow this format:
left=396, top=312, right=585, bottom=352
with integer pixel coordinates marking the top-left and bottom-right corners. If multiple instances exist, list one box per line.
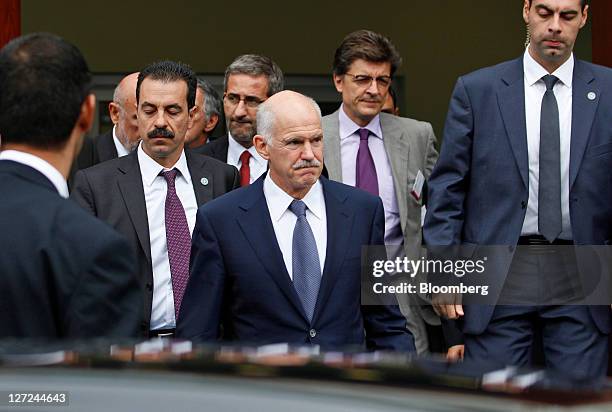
left=446, top=344, right=465, bottom=362
left=432, top=293, right=464, bottom=319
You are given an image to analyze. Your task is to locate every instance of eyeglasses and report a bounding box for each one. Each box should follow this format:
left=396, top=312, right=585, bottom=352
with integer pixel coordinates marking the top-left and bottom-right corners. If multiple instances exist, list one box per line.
left=344, top=73, right=392, bottom=89
left=224, top=93, right=266, bottom=109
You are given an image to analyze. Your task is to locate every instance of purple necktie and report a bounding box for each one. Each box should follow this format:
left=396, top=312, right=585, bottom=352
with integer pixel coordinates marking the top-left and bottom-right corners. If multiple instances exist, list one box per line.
left=356, top=128, right=379, bottom=196
left=161, top=169, right=191, bottom=320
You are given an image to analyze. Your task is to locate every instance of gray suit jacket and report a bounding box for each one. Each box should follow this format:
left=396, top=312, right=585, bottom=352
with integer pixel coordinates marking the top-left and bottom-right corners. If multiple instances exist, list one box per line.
left=322, top=109, right=439, bottom=353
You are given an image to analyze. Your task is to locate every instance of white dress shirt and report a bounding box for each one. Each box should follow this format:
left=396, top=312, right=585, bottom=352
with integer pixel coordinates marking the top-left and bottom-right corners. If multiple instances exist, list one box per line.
left=521, top=49, right=573, bottom=239
left=0, top=150, right=68, bottom=198
left=137, top=144, right=198, bottom=329
left=338, top=105, right=402, bottom=245
left=112, top=125, right=131, bottom=157
left=227, top=132, right=267, bottom=183
left=263, top=174, right=327, bottom=279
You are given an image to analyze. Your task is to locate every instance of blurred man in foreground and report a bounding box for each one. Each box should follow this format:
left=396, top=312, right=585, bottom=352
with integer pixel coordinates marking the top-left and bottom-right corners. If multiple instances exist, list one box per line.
left=0, top=33, right=142, bottom=339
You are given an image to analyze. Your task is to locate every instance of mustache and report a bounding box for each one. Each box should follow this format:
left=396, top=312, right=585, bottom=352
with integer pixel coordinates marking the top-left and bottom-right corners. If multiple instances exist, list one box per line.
left=147, top=128, right=174, bottom=139
left=292, top=159, right=321, bottom=170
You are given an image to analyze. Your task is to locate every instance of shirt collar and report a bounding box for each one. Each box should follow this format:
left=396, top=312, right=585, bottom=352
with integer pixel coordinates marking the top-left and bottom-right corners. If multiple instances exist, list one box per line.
left=137, top=142, right=191, bottom=187
left=0, top=149, right=69, bottom=198
left=263, top=173, right=325, bottom=222
left=112, top=125, right=131, bottom=157
left=338, top=104, right=383, bottom=141
left=524, top=48, right=574, bottom=88
left=227, top=132, right=266, bottom=167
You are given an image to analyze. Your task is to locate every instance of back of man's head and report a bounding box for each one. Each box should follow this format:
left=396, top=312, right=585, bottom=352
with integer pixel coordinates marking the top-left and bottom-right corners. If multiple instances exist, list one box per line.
left=224, top=54, right=284, bottom=97
left=136, top=60, right=197, bottom=109
left=333, top=29, right=402, bottom=77
left=0, top=33, right=91, bottom=150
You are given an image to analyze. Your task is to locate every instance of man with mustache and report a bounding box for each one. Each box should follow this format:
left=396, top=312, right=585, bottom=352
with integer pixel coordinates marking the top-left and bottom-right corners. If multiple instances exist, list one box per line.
left=425, top=0, right=611, bottom=380
left=321, top=30, right=443, bottom=355
left=72, top=61, right=239, bottom=338
left=177, top=90, right=415, bottom=352
left=199, top=54, right=283, bottom=186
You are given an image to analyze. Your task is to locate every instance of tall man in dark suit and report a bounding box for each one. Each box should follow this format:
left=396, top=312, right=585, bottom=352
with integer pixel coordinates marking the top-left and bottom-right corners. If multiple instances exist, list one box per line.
left=199, top=54, right=283, bottom=186
left=72, top=61, right=239, bottom=337
left=0, top=33, right=142, bottom=339
left=424, top=0, right=610, bottom=380
left=321, top=30, right=441, bottom=355
left=177, top=91, right=415, bottom=352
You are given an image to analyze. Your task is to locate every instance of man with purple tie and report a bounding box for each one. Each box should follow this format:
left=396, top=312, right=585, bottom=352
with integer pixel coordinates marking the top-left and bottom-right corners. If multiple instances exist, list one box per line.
left=322, top=30, right=443, bottom=355
left=72, top=61, right=239, bottom=337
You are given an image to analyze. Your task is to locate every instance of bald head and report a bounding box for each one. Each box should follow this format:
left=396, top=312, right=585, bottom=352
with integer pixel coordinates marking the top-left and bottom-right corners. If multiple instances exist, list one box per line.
left=109, top=72, right=140, bottom=152
left=256, top=90, right=321, bottom=144
left=254, top=91, right=323, bottom=199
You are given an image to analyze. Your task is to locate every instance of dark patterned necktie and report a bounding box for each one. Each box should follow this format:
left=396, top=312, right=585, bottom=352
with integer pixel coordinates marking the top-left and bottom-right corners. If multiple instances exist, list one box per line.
left=538, top=75, right=562, bottom=242
left=356, top=128, right=379, bottom=196
left=161, top=169, right=191, bottom=319
left=289, top=199, right=321, bottom=322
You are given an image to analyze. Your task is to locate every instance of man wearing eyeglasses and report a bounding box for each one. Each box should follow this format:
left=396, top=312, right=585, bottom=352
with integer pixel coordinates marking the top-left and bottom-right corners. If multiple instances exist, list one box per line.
left=322, top=30, right=442, bottom=355
left=199, top=54, right=284, bottom=186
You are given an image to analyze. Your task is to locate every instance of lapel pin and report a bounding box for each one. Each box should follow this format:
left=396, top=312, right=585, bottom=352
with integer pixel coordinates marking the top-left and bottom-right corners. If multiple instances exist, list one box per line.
left=200, top=177, right=209, bottom=186
left=587, top=92, right=596, bottom=101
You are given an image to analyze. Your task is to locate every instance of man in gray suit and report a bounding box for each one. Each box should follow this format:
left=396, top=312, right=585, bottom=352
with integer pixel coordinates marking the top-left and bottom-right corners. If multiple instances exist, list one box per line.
left=321, top=29, right=440, bottom=354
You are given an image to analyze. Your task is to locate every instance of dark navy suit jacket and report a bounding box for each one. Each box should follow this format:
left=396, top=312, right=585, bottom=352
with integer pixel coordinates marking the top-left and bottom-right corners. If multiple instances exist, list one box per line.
left=0, top=160, right=143, bottom=339
left=177, top=175, right=415, bottom=352
left=424, top=57, right=612, bottom=334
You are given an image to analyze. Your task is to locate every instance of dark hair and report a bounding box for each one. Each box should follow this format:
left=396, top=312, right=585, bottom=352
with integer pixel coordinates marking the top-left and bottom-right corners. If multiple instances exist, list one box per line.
left=528, top=0, right=587, bottom=9
left=388, top=86, right=398, bottom=109
left=0, top=33, right=91, bottom=149
left=333, top=30, right=402, bottom=77
left=197, top=78, right=222, bottom=119
left=136, top=60, right=197, bottom=109
left=224, top=54, right=284, bottom=97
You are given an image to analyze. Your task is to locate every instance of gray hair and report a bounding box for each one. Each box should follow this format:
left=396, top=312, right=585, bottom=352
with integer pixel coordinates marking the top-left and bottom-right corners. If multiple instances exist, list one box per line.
left=196, top=78, right=222, bottom=119
left=257, top=96, right=322, bottom=145
left=224, top=54, right=284, bottom=97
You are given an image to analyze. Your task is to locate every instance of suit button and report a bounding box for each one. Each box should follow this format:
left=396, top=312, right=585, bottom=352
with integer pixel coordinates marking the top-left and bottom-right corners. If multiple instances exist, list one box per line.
left=146, top=282, right=153, bottom=291
left=521, top=201, right=527, bottom=209
left=309, top=329, right=317, bottom=338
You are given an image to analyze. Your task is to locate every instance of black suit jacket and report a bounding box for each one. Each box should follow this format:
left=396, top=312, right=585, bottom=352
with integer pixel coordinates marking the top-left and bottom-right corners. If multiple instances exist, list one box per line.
left=71, top=149, right=240, bottom=334
left=68, top=131, right=118, bottom=189
left=95, top=130, right=119, bottom=163
left=195, top=135, right=229, bottom=161
left=0, top=160, right=143, bottom=339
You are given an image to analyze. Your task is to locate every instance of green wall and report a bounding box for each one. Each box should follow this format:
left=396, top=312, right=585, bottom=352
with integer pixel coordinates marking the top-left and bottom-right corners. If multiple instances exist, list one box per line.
left=22, top=0, right=592, bottom=140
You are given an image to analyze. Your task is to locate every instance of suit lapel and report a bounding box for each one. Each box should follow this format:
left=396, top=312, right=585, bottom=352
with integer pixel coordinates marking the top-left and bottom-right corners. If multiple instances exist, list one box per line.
left=322, top=110, right=343, bottom=181
left=498, top=58, right=529, bottom=189
left=116, top=153, right=151, bottom=263
left=236, top=177, right=308, bottom=320
left=570, top=60, right=599, bottom=190
left=186, top=150, right=214, bottom=206
left=312, top=178, right=353, bottom=324
left=380, top=113, right=410, bottom=227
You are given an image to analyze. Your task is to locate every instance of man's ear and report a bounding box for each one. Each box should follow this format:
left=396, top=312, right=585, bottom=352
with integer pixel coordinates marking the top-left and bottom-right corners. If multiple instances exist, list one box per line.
left=522, top=0, right=530, bottom=24
left=78, top=94, right=96, bottom=134
left=333, top=73, right=344, bottom=93
left=204, top=113, right=219, bottom=133
left=187, top=105, right=197, bottom=130
left=253, top=134, right=270, bottom=160
left=108, top=101, right=120, bottom=124
left=579, top=4, right=589, bottom=28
